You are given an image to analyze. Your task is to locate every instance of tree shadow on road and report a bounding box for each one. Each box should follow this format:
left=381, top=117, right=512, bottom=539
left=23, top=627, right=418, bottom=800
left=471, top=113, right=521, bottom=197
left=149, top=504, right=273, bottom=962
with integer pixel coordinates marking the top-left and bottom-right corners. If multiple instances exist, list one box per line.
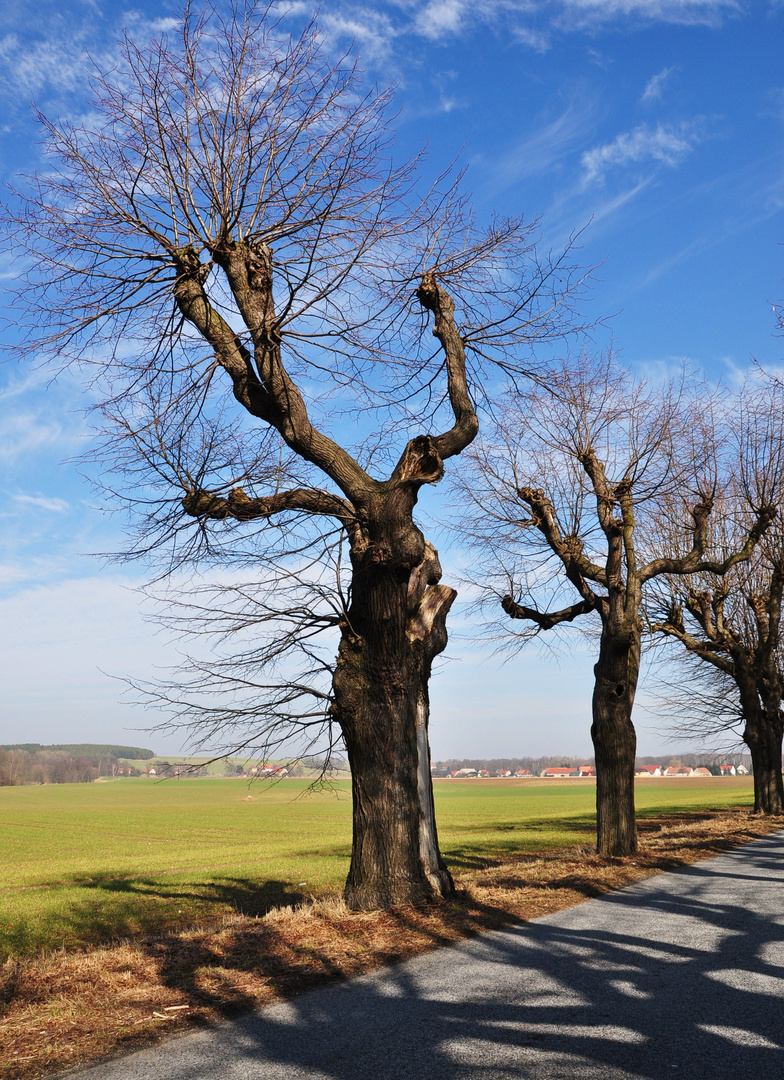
left=109, top=832, right=784, bottom=1080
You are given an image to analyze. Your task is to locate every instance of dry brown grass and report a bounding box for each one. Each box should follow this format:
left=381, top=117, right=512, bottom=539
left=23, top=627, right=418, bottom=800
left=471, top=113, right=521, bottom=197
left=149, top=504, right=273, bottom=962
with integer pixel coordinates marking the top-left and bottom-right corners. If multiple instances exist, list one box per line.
left=1, top=807, right=781, bottom=1080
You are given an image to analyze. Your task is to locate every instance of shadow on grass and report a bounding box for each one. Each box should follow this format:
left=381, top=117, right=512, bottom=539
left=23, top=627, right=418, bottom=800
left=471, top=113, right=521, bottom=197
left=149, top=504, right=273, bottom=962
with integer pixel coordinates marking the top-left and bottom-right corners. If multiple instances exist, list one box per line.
left=76, top=873, right=304, bottom=917
left=441, top=813, right=597, bottom=869
left=0, top=875, right=309, bottom=961
left=140, top=889, right=519, bottom=1020
left=3, top=809, right=748, bottom=961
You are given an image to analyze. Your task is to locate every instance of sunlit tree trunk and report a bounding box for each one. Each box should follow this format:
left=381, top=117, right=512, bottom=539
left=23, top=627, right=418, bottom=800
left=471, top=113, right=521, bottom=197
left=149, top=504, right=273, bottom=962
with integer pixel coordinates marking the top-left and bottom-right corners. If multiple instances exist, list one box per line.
left=335, top=516, right=456, bottom=906
left=592, top=624, right=640, bottom=856
left=743, top=700, right=784, bottom=816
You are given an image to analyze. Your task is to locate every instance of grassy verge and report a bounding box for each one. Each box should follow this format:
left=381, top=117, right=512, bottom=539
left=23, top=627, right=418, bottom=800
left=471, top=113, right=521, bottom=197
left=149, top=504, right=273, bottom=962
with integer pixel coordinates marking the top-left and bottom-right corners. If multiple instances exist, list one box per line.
left=0, top=780, right=780, bottom=1078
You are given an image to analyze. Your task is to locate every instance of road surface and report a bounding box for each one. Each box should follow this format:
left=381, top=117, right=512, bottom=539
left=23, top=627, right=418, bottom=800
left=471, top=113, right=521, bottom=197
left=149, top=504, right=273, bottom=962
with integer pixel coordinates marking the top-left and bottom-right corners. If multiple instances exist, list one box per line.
left=74, top=829, right=784, bottom=1079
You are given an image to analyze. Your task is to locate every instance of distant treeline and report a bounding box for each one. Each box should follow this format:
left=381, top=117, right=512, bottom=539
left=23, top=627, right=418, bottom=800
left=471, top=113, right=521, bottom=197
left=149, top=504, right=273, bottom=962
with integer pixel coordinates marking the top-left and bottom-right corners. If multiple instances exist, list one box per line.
left=0, top=748, right=145, bottom=786
left=432, top=752, right=752, bottom=776
left=637, top=752, right=752, bottom=769
left=0, top=743, right=154, bottom=759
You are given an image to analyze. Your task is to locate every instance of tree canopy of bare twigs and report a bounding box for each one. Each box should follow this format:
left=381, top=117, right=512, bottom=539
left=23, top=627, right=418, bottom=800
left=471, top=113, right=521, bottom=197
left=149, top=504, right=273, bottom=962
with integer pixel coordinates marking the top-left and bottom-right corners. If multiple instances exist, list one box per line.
left=459, top=353, right=776, bottom=856
left=2, top=2, right=585, bottom=909
left=646, top=378, right=784, bottom=815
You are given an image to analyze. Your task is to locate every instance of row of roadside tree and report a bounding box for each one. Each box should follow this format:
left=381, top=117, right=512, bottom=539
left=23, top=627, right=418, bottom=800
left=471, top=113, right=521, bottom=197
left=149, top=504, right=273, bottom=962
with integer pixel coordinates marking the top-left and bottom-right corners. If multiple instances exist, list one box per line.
left=4, top=2, right=783, bottom=909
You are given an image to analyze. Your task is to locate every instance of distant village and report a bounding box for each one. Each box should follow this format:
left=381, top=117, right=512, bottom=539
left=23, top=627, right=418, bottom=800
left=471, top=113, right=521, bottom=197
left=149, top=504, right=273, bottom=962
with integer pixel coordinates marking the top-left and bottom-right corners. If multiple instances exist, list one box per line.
left=0, top=743, right=753, bottom=786
left=143, top=762, right=292, bottom=779
left=431, top=762, right=748, bottom=779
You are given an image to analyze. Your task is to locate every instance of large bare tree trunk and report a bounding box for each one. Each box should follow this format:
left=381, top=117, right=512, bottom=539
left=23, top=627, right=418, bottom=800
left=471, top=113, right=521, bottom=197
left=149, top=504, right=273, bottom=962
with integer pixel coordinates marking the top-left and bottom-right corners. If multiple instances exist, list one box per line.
left=591, top=628, right=639, bottom=857
left=334, top=536, right=455, bottom=909
left=736, top=672, right=784, bottom=815
left=745, top=713, right=784, bottom=815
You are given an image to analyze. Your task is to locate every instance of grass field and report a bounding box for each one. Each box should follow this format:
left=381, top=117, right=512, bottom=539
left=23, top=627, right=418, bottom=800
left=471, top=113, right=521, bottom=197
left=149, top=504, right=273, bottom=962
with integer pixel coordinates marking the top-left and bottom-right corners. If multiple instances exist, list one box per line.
left=0, top=775, right=759, bottom=962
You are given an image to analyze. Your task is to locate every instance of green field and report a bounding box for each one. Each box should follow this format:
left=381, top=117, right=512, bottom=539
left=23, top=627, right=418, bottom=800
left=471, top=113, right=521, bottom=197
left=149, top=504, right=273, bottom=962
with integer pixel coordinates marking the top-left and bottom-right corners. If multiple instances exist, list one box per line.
left=0, top=777, right=755, bottom=960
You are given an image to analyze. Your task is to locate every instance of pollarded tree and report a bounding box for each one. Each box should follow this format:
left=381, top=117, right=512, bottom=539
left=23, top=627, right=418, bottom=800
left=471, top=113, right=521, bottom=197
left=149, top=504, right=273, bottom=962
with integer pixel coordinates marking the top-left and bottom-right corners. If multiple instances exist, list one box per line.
left=3, top=4, right=583, bottom=908
left=461, top=354, right=775, bottom=857
left=650, top=545, right=784, bottom=814
left=647, top=382, right=784, bottom=815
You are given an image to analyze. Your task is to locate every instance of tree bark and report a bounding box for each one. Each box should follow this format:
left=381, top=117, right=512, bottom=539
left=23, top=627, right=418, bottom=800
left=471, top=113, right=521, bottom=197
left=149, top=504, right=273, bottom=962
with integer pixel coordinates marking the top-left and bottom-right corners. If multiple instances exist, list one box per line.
left=745, top=712, right=784, bottom=815
left=334, top=514, right=455, bottom=909
left=591, top=626, right=640, bottom=856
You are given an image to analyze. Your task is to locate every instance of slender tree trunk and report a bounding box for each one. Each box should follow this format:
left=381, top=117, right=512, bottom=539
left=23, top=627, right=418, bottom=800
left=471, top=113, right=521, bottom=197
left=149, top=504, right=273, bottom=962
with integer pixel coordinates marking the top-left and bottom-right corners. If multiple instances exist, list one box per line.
left=745, top=712, right=784, bottom=815
left=334, top=537, right=455, bottom=909
left=591, top=625, right=640, bottom=857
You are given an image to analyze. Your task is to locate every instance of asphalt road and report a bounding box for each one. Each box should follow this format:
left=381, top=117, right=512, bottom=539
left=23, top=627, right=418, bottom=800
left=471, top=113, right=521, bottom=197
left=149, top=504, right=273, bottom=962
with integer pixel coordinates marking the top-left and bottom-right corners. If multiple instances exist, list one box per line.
left=75, top=830, right=784, bottom=1080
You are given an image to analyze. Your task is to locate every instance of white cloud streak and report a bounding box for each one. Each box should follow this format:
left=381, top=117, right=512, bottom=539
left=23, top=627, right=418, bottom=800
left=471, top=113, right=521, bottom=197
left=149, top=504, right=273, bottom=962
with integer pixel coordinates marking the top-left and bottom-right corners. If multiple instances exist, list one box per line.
left=642, top=65, right=676, bottom=102
left=415, top=0, right=468, bottom=38
left=486, top=96, right=597, bottom=192
left=319, top=7, right=399, bottom=62
left=0, top=11, right=180, bottom=113
left=0, top=412, right=70, bottom=460
left=581, top=122, right=699, bottom=184
left=327, top=0, right=744, bottom=50
left=552, top=0, right=741, bottom=30
left=13, top=494, right=69, bottom=512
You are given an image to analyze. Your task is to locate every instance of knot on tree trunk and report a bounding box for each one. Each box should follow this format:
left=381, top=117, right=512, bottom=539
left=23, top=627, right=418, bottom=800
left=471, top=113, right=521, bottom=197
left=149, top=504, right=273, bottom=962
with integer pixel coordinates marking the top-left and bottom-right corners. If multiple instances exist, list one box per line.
left=246, top=241, right=273, bottom=291
left=501, top=594, right=518, bottom=617
left=173, top=243, right=206, bottom=279
left=392, top=435, right=444, bottom=486
left=416, top=269, right=456, bottom=326
left=182, top=489, right=227, bottom=518
left=407, top=542, right=456, bottom=659
left=182, top=486, right=257, bottom=521
left=416, top=270, right=439, bottom=312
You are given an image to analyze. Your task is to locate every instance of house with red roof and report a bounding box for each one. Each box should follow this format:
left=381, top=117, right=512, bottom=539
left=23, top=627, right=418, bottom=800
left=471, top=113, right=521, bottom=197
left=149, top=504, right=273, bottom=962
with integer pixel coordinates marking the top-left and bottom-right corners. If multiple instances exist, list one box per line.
left=635, top=765, right=662, bottom=776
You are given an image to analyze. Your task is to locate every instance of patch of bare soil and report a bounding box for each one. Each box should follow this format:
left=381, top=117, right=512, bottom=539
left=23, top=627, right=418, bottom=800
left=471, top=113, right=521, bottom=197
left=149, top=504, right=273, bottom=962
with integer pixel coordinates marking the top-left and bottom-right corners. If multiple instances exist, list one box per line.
left=1, top=808, right=781, bottom=1079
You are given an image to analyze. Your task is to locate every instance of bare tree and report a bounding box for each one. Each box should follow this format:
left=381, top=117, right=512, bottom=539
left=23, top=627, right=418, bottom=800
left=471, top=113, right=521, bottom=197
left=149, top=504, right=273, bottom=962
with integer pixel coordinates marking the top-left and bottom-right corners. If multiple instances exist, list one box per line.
left=647, top=381, right=784, bottom=815
left=460, top=354, right=774, bottom=857
left=3, top=4, right=583, bottom=908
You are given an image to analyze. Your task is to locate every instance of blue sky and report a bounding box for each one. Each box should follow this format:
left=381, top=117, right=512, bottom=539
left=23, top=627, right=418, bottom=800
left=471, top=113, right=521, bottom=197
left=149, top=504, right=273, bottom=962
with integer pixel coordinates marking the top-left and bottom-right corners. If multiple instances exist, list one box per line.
left=1, top=0, right=782, bottom=759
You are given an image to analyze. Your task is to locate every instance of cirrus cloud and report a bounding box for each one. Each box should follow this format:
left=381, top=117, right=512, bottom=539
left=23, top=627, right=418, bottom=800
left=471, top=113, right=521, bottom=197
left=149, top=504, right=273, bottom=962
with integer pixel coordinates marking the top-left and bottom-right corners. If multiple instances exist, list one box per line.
left=581, top=121, right=700, bottom=184
left=642, top=65, right=677, bottom=102
left=339, top=0, right=744, bottom=50
left=552, top=0, right=742, bottom=30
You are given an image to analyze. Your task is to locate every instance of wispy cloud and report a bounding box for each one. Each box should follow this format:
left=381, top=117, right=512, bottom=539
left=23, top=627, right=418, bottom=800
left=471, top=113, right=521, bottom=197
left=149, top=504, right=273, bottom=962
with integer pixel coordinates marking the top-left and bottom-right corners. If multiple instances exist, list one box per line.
left=0, top=412, right=70, bottom=460
left=487, top=95, right=598, bottom=192
left=325, top=0, right=745, bottom=52
left=414, top=0, right=470, bottom=39
left=642, top=65, right=676, bottom=102
left=319, top=7, right=398, bottom=62
left=13, top=494, right=69, bottom=512
left=581, top=122, right=700, bottom=184
left=0, top=10, right=181, bottom=116
left=0, top=31, right=94, bottom=98
left=552, top=0, right=742, bottom=30
left=587, top=176, right=653, bottom=223
left=512, top=24, right=552, bottom=52
left=635, top=172, right=784, bottom=289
